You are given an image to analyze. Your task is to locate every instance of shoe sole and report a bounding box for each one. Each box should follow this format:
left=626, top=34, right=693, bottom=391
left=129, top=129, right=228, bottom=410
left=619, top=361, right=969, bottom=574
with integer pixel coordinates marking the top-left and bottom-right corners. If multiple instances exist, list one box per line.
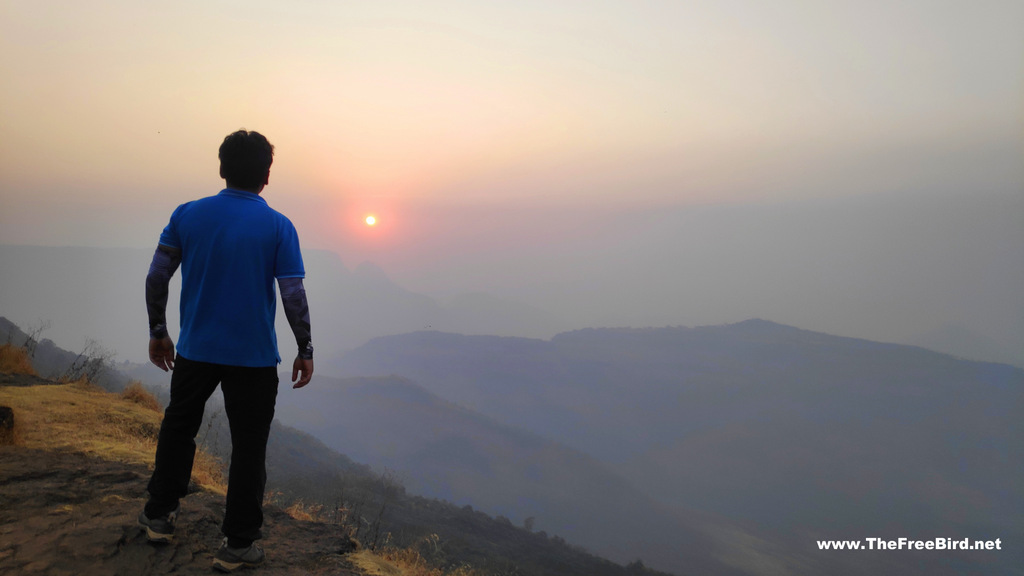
left=212, top=557, right=262, bottom=572
left=139, top=523, right=174, bottom=543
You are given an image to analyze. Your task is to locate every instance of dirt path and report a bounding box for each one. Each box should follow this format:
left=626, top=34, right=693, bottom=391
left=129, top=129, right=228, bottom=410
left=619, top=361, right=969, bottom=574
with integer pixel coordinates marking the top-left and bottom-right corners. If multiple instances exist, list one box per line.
left=0, top=445, right=361, bottom=575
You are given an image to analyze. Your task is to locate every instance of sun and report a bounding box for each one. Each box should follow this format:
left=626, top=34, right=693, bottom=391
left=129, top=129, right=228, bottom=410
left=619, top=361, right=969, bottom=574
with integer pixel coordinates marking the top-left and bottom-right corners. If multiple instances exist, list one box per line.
left=365, top=215, right=377, bottom=226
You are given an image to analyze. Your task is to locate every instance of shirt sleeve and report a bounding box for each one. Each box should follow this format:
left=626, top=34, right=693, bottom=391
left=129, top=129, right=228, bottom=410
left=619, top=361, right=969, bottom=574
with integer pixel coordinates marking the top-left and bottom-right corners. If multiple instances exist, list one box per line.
left=275, top=216, right=305, bottom=279
left=158, top=204, right=187, bottom=250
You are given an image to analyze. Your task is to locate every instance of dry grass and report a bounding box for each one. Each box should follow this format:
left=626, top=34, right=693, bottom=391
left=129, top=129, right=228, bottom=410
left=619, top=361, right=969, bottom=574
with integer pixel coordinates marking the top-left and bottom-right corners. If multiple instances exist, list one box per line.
left=284, top=499, right=325, bottom=522
left=0, top=379, right=226, bottom=494
left=120, top=380, right=161, bottom=412
left=348, top=542, right=481, bottom=576
left=191, top=450, right=226, bottom=493
left=0, top=343, right=36, bottom=376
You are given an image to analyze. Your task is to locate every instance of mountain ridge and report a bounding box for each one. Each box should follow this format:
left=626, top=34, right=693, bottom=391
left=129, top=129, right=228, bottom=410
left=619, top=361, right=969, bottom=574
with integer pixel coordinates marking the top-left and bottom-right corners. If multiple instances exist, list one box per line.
left=329, top=320, right=1023, bottom=576
left=273, top=373, right=742, bottom=575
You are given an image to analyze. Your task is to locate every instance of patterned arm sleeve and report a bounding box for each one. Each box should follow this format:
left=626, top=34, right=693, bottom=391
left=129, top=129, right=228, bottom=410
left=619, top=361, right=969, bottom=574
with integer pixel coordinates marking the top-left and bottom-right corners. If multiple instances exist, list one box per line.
left=145, top=245, right=182, bottom=339
left=279, top=277, right=313, bottom=359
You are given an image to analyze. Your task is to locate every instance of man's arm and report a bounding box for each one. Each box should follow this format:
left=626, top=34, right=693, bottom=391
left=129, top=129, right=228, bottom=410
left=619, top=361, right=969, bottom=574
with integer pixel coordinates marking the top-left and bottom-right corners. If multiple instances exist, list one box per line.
left=279, top=277, right=313, bottom=388
left=146, top=245, right=181, bottom=371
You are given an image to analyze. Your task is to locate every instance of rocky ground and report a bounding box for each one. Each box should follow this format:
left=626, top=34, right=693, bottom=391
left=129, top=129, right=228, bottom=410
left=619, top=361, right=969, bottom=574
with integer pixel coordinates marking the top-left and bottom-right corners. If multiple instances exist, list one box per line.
left=0, top=372, right=58, bottom=388
left=0, top=445, right=361, bottom=575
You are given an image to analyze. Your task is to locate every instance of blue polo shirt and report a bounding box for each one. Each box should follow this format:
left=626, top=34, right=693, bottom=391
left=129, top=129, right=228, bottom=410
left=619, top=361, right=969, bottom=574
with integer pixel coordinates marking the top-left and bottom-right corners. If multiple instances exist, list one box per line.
left=159, top=188, right=305, bottom=367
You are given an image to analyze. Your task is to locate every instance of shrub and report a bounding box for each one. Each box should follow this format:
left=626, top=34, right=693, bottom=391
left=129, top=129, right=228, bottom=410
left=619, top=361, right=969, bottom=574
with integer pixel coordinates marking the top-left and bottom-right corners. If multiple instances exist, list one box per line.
left=120, top=380, right=161, bottom=412
left=0, top=344, right=36, bottom=376
left=192, top=450, right=227, bottom=494
left=285, top=499, right=325, bottom=522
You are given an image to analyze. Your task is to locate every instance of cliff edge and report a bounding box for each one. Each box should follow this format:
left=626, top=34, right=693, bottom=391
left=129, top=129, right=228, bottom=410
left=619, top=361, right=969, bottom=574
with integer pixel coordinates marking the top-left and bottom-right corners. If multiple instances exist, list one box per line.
left=0, top=375, right=359, bottom=576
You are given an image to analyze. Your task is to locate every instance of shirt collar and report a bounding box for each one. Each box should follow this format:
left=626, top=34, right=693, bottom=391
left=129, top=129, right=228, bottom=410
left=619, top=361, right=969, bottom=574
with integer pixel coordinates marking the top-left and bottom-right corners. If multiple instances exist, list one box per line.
left=219, top=188, right=268, bottom=204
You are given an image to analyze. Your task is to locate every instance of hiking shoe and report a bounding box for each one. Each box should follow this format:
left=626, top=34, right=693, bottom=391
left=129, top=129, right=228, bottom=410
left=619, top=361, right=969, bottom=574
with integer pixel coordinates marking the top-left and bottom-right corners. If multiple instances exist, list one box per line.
left=213, top=538, right=265, bottom=572
left=137, top=504, right=179, bottom=543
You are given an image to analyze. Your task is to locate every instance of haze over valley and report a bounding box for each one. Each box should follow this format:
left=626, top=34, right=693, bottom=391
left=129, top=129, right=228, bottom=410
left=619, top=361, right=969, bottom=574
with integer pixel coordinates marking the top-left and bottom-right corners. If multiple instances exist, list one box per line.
left=2, top=186, right=1022, bottom=370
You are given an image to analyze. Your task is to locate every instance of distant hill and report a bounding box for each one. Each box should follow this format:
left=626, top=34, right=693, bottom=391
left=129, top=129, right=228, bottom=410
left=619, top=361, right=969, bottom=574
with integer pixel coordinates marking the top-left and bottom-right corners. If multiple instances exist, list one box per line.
left=273, top=374, right=743, bottom=575
left=330, top=320, right=1024, bottom=576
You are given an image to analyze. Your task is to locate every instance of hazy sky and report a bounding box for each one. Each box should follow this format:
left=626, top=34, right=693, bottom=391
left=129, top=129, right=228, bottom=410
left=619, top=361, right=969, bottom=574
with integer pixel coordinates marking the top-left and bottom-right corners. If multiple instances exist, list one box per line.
left=1, top=1, right=1022, bottom=360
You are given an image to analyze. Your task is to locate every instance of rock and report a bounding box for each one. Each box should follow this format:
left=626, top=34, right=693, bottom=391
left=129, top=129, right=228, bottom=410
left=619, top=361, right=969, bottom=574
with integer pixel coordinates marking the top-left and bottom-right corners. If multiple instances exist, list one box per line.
left=0, top=406, right=13, bottom=445
left=0, top=446, right=362, bottom=575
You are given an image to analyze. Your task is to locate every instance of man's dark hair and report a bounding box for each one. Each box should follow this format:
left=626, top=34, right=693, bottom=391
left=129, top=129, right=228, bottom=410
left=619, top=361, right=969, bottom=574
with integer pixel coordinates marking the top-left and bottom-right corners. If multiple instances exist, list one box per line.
left=219, top=130, right=274, bottom=190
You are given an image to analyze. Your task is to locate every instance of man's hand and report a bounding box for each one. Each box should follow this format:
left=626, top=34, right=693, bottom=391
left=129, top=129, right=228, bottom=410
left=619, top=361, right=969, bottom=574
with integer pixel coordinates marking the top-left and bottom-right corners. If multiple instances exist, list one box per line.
left=149, top=337, right=175, bottom=371
left=292, top=356, right=313, bottom=388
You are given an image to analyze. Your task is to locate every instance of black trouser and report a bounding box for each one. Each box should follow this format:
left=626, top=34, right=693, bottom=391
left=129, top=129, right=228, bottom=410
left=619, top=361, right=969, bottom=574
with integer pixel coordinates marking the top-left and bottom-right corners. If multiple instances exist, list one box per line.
left=145, top=355, right=278, bottom=546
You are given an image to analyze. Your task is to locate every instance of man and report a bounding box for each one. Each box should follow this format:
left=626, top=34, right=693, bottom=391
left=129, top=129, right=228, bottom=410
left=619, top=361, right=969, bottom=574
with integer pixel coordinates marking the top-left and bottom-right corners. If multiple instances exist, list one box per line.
left=139, top=130, right=314, bottom=572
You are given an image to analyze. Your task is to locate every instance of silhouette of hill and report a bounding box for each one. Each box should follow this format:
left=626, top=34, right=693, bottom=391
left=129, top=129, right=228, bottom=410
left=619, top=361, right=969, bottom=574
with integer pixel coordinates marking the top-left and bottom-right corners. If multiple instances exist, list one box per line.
left=2, top=316, right=131, bottom=392
left=330, top=320, right=1024, bottom=575
left=273, top=374, right=741, bottom=575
